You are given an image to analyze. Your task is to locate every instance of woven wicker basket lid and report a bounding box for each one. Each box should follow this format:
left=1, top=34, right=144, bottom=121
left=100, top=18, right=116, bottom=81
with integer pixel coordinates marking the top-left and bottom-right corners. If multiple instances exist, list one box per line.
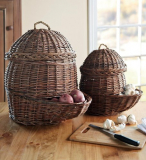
left=5, top=21, right=76, bottom=60
left=80, top=44, right=127, bottom=75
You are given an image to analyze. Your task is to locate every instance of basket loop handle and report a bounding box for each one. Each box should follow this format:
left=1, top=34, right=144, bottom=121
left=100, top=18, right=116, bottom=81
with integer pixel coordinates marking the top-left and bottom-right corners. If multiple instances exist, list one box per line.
left=34, top=21, right=51, bottom=30
left=98, top=44, right=109, bottom=50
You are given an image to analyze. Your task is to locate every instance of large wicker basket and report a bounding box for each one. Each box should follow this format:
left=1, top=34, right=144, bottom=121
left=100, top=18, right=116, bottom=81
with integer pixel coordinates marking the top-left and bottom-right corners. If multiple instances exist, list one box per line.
left=5, top=21, right=92, bottom=125
left=80, top=44, right=142, bottom=116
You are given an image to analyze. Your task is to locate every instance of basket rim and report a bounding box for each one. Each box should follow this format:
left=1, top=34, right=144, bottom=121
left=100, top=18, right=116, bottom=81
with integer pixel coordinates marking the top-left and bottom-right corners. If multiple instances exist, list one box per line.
left=5, top=51, right=76, bottom=56
left=8, top=92, right=92, bottom=106
left=97, top=89, right=142, bottom=97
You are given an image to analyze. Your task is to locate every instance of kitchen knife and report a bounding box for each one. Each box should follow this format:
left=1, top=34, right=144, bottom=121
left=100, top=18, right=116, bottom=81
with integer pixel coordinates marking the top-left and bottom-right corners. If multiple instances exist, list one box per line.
left=89, top=124, right=140, bottom=146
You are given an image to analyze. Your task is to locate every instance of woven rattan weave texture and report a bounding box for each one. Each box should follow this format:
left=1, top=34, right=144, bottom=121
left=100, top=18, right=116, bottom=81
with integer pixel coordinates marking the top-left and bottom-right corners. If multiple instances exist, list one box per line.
left=7, top=92, right=92, bottom=125
left=5, top=22, right=74, bottom=60
left=80, top=44, right=127, bottom=95
left=4, top=21, right=92, bottom=125
left=84, top=90, right=142, bottom=116
left=80, top=44, right=142, bottom=116
left=80, top=47, right=127, bottom=73
left=5, top=21, right=78, bottom=99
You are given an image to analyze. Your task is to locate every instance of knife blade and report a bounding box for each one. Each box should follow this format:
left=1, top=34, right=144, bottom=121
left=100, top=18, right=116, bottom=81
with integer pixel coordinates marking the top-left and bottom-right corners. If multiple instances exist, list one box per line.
left=89, top=124, right=140, bottom=146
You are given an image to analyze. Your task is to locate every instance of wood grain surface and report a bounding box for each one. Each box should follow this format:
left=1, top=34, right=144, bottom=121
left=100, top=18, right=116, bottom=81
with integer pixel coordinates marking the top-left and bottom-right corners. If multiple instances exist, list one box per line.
left=0, top=102, right=146, bottom=160
left=69, top=122, right=146, bottom=149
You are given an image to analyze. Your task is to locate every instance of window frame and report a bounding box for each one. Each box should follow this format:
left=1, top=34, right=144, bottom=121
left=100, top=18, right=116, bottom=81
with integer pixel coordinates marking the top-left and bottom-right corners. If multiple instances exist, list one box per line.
left=88, top=0, right=146, bottom=89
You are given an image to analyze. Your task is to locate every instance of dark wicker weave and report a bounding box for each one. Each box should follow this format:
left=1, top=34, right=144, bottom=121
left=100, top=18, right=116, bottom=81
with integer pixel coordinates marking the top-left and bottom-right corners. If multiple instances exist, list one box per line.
left=80, top=44, right=142, bottom=116
left=80, top=72, right=126, bottom=95
left=80, top=44, right=127, bottom=95
left=86, top=90, right=142, bottom=116
left=81, top=45, right=127, bottom=74
left=7, top=92, right=92, bottom=125
left=5, top=21, right=92, bottom=125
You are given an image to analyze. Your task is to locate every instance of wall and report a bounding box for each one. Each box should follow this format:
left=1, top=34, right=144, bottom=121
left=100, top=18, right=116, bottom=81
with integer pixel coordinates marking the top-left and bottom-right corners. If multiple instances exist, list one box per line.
left=22, top=0, right=88, bottom=84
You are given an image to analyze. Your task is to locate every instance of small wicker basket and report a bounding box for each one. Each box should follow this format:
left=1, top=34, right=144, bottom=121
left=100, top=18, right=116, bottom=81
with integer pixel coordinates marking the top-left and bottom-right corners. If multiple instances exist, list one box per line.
left=5, top=21, right=92, bottom=125
left=80, top=44, right=142, bottom=116
left=86, top=89, right=142, bottom=116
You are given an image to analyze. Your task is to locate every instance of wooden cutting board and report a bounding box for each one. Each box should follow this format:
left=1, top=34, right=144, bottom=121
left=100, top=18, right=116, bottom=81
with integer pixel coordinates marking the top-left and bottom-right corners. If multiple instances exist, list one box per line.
left=69, top=122, right=146, bottom=149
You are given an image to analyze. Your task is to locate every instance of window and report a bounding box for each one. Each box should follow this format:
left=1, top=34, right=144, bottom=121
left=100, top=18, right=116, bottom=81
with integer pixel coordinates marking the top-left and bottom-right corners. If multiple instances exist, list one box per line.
left=89, top=0, right=146, bottom=100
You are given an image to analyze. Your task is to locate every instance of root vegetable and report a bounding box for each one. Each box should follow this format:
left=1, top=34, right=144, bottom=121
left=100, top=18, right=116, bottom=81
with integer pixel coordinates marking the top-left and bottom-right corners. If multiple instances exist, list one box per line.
left=59, top=94, right=74, bottom=103
left=70, top=89, right=85, bottom=103
left=50, top=98, right=59, bottom=102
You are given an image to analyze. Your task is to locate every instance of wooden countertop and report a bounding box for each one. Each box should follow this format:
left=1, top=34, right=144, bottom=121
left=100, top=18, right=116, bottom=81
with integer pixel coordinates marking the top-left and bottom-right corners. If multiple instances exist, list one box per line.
left=0, top=102, right=146, bottom=160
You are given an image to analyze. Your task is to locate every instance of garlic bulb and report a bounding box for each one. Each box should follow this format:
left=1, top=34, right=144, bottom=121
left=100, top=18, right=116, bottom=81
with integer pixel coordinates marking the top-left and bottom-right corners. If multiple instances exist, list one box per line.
left=125, top=89, right=135, bottom=95
left=135, top=90, right=139, bottom=95
left=125, top=84, right=135, bottom=90
left=119, top=92, right=124, bottom=95
left=103, top=119, right=126, bottom=132
left=110, top=123, right=125, bottom=132
left=124, top=84, right=136, bottom=95
left=103, top=119, right=115, bottom=129
left=127, top=114, right=137, bottom=124
left=117, top=115, right=127, bottom=124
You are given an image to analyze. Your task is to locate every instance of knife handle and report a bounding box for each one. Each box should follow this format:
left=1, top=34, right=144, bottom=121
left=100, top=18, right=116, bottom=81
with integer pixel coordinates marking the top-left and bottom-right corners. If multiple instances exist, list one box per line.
left=114, top=134, right=140, bottom=146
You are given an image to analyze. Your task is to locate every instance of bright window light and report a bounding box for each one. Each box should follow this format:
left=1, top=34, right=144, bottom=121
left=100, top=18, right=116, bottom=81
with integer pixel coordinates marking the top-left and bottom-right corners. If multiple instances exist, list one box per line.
left=88, top=0, right=146, bottom=100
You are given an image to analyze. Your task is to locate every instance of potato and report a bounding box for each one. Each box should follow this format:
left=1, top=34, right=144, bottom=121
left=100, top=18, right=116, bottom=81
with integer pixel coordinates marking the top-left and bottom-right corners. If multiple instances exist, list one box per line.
left=70, top=89, right=85, bottom=103
left=50, top=98, right=59, bottom=102
left=59, top=94, right=74, bottom=103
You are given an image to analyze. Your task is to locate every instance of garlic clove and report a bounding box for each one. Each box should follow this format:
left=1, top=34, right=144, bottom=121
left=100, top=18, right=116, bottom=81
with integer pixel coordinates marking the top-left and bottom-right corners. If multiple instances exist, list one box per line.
left=124, top=84, right=137, bottom=95
left=118, top=123, right=126, bottom=129
left=131, top=84, right=136, bottom=90
left=103, top=119, right=115, bottom=129
left=117, top=115, right=127, bottom=124
left=103, top=119, right=125, bottom=132
left=110, top=123, right=125, bottom=132
left=135, top=90, right=139, bottom=95
left=131, top=90, right=136, bottom=95
left=127, top=114, right=137, bottom=125
left=124, top=90, right=131, bottom=95
left=109, top=125, right=119, bottom=132
left=125, top=89, right=135, bottom=95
